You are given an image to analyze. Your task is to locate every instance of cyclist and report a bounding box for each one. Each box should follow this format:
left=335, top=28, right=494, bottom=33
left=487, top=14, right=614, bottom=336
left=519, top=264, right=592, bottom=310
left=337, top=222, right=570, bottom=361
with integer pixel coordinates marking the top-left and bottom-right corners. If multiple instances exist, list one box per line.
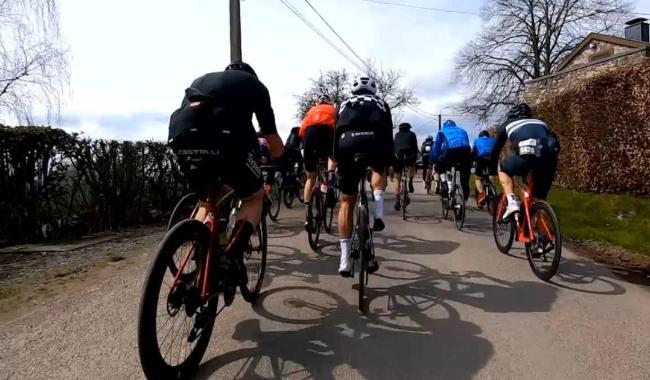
left=283, top=126, right=304, bottom=173
left=335, top=76, right=393, bottom=276
left=472, top=130, right=497, bottom=207
left=168, top=61, right=283, bottom=289
left=421, top=135, right=434, bottom=182
left=393, top=122, right=418, bottom=211
left=429, top=120, right=471, bottom=201
left=299, top=94, right=337, bottom=230
left=490, top=103, right=560, bottom=219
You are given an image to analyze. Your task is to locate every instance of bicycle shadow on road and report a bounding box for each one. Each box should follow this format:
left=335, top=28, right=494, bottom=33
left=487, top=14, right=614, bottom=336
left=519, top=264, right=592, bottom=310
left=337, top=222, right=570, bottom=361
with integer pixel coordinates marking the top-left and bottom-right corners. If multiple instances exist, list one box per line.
left=196, top=285, right=494, bottom=380
left=374, top=235, right=460, bottom=256
left=551, top=257, right=640, bottom=295
left=262, top=245, right=339, bottom=287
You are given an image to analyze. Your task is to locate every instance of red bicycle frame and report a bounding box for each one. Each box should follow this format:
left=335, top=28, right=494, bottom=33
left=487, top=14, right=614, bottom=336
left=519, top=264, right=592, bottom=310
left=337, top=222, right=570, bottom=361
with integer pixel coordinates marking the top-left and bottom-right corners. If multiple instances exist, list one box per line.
left=169, top=186, right=235, bottom=302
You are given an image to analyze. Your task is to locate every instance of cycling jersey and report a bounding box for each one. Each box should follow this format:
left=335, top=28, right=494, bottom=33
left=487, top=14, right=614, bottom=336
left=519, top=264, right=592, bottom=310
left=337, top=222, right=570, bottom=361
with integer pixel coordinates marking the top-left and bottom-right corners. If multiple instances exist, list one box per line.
left=299, top=103, right=336, bottom=138
left=472, top=136, right=496, bottom=159
left=430, top=125, right=470, bottom=163
left=394, top=125, right=418, bottom=158
left=421, top=139, right=434, bottom=157
left=285, top=127, right=302, bottom=150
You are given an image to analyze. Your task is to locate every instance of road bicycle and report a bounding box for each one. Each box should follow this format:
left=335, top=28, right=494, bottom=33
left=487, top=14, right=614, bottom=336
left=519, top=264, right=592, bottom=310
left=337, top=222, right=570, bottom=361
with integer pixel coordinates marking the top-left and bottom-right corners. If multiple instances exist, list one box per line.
left=282, top=161, right=305, bottom=208
left=306, top=160, right=336, bottom=251
left=347, top=154, right=377, bottom=313
left=261, top=166, right=281, bottom=222
left=440, top=166, right=466, bottom=230
left=397, top=160, right=411, bottom=220
left=138, top=182, right=267, bottom=379
left=492, top=173, right=562, bottom=281
left=477, top=175, right=497, bottom=216
left=424, top=169, right=433, bottom=195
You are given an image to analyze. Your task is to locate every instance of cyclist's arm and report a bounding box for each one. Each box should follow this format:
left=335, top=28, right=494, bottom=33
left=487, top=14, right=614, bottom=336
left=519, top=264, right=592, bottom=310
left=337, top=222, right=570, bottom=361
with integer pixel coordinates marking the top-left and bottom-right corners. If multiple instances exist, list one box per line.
left=254, top=83, right=283, bottom=159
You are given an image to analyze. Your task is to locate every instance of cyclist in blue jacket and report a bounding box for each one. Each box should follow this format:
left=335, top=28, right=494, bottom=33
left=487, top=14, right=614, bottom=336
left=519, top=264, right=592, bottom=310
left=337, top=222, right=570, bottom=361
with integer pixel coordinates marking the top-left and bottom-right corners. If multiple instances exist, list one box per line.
left=429, top=120, right=471, bottom=200
left=472, top=130, right=497, bottom=207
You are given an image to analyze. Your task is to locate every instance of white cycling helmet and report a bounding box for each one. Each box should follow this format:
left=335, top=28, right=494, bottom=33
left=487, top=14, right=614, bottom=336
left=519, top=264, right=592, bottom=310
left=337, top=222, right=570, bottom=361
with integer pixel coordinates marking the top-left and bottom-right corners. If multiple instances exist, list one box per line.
left=351, top=76, right=377, bottom=95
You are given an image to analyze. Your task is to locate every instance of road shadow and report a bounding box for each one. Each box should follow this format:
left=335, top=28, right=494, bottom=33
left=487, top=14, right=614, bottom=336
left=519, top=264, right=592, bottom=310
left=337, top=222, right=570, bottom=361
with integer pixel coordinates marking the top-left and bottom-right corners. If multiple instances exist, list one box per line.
left=551, top=257, right=636, bottom=295
left=267, top=217, right=303, bottom=239
left=197, top=285, right=494, bottom=380
left=263, top=245, right=338, bottom=286
left=375, top=234, right=459, bottom=256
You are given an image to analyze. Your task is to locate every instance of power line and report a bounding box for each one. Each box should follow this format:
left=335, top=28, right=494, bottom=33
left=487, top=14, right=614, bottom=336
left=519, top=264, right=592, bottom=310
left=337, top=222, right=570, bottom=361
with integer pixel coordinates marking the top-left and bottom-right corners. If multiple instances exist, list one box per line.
left=278, top=0, right=365, bottom=71
left=303, top=0, right=377, bottom=77
left=363, top=0, right=480, bottom=16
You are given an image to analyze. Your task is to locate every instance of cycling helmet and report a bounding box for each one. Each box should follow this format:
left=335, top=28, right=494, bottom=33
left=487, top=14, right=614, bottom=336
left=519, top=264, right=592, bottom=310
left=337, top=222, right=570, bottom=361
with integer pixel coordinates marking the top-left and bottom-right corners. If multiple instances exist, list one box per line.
left=351, top=76, right=377, bottom=95
left=317, top=94, right=331, bottom=104
left=398, top=122, right=412, bottom=131
left=506, top=103, right=532, bottom=119
left=443, top=120, right=456, bottom=128
left=426, top=135, right=434, bottom=140
left=479, top=130, right=490, bottom=138
left=225, top=61, right=258, bottom=78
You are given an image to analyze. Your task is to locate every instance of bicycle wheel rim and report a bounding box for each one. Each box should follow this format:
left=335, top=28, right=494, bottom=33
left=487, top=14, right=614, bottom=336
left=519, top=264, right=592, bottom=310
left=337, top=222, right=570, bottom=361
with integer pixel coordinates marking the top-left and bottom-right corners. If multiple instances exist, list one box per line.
left=526, top=201, right=562, bottom=281
left=453, top=187, right=465, bottom=230
left=269, top=185, right=281, bottom=221
left=307, top=190, right=322, bottom=252
left=242, top=215, right=268, bottom=301
left=138, top=220, right=216, bottom=379
left=492, top=193, right=515, bottom=253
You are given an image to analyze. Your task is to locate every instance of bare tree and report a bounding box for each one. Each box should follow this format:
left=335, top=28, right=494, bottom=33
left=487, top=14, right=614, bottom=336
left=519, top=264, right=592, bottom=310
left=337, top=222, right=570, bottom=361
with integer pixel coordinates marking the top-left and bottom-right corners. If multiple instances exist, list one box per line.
left=454, top=0, right=631, bottom=122
left=295, top=63, right=419, bottom=125
left=0, top=0, right=69, bottom=124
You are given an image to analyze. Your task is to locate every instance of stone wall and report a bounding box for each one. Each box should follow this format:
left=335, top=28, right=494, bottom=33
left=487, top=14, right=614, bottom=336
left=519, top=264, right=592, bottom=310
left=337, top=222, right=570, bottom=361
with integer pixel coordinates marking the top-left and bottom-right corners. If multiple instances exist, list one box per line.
left=568, top=40, right=634, bottom=68
left=525, top=48, right=650, bottom=107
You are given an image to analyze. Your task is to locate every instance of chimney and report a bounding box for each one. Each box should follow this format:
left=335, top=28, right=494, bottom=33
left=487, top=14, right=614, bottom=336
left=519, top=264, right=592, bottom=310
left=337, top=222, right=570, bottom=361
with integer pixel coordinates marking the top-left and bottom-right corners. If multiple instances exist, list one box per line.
left=625, top=18, right=649, bottom=43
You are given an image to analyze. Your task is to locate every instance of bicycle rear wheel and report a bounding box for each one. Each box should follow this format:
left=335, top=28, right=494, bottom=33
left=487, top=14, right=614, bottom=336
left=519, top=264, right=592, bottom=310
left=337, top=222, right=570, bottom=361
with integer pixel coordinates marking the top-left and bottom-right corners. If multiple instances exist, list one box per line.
left=525, top=200, right=562, bottom=281
left=283, top=185, right=295, bottom=208
left=357, top=206, right=369, bottom=314
left=240, top=214, right=268, bottom=302
left=402, top=174, right=408, bottom=221
left=167, top=193, right=199, bottom=231
left=492, top=193, right=515, bottom=254
left=452, top=185, right=466, bottom=230
left=307, top=189, right=323, bottom=252
left=486, top=182, right=496, bottom=216
left=138, top=220, right=216, bottom=380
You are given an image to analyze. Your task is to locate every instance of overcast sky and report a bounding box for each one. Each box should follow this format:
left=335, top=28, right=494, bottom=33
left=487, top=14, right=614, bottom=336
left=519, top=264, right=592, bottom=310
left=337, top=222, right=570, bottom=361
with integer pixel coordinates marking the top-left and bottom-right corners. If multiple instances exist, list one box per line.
left=53, top=0, right=650, bottom=143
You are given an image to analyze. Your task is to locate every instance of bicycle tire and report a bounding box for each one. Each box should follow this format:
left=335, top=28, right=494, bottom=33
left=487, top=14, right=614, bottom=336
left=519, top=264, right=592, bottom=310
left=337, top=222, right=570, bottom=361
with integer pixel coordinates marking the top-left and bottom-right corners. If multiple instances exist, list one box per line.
left=283, top=186, right=295, bottom=208
left=241, top=214, right=268, bottom=302
left=307, top=189, right=323, bottom=252
left=441, top=195, right=449, bottom=220
left=138, top=220, right=216, bottom=380
left=167, top=193, right=199, bottom=231
left=492, top=193, right=515, bottom=254
left=452, top=185, right=466, bottom=230
left=324, top=201, right=335, bottom=234
left=525, top=200, right=562, bottom=281
left=268, top=183, right=281, bottom=222
left=358, top=205, right=368, bottom=314
left=486, top=182, right=496, bottom=216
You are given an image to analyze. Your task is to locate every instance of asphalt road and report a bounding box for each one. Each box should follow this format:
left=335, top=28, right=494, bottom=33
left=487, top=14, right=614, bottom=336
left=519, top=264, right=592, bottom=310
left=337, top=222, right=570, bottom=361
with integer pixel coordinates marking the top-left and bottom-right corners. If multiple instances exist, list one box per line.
left=1, top=180, right=649, bottom=380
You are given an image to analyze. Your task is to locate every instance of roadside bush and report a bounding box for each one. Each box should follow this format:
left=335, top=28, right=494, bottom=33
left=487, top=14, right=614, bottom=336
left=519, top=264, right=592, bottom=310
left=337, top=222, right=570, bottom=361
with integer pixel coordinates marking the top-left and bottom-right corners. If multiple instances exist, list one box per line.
left=534, top=63, right=650, bottom=196
left=0, top=126, right=186, bottom=245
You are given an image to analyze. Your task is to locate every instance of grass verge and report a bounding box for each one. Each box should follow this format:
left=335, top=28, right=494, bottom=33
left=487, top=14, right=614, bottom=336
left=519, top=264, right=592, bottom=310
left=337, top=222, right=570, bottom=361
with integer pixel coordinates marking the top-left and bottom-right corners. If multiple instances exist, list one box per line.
left=548, top=187, right=650, bottom=257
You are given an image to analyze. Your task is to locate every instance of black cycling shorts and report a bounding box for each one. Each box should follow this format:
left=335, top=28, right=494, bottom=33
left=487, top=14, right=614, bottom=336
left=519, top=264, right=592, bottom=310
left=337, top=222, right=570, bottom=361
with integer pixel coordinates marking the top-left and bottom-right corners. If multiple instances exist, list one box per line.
left=434, top=146, right=471, bottom=174
left=336, top=129, right=389, bottom=195
left=179, top=150, right=263, bottom=199
left=393, top=151, right=417, bottom=174
left=475, top=158, right=497, bottom=178
left=500, top=152, right=558, bottom=199
left=303, top=125, right=334, bottom=172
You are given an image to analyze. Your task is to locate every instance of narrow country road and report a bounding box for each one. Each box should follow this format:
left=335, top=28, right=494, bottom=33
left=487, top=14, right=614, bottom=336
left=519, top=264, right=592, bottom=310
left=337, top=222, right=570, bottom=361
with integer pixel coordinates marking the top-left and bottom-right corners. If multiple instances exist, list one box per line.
left=1, top=180, right=649, bottom=380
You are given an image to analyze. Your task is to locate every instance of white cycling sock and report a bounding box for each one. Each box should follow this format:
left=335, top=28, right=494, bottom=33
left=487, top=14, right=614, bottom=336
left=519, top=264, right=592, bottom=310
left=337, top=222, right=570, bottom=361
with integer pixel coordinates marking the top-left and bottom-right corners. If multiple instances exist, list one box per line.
left=506, top=193, right=518, bottom=205
left=339, top=239, right=351, bottom=259
left=373, top=190, right=384, bottom=220
left=440, top=173, right=447, bottom=183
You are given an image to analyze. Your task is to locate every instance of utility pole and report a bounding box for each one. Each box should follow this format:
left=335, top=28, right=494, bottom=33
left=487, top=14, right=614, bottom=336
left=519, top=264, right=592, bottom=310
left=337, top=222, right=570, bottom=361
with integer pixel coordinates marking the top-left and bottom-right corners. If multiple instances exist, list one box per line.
left=438, top=113, right=442, bottom=131
left=230, top=0, right=242, bottom=62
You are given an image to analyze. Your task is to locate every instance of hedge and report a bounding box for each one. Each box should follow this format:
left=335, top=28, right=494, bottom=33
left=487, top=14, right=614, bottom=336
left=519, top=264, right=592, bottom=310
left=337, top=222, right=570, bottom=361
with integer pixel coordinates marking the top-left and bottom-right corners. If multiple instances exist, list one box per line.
left=0, top=126, right=186, bottom=246
left=534, top=63, right=650, bottom=196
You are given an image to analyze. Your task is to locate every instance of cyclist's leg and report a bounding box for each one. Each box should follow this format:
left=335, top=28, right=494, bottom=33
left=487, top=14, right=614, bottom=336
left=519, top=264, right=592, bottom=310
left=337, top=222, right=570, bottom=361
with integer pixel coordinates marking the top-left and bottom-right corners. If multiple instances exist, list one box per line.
left=459, top=149, right=472, bottom=201
left=499, top=154, right=532, bottom=218
left=336, top=162, right=358, bottom=275
left=371, top=165, right=387, bottom=231
left=422, top=157, right=429, bottom=181
left=532, top=152, right=558, bottom=200
left=435, top=152, right=450, bottom=196
left=407, top=157, right=416, bottom=193
left=302, top=127, right=320, bottom=206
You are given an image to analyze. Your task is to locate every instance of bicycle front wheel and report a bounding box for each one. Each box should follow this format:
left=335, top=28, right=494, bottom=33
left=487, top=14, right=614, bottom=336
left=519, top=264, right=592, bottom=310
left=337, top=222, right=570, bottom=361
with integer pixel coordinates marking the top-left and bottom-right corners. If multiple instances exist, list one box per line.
left=268, top=183, right=281, bottom=222
left=241, top=214, right=268, bottom=302
left=138, top=220, right=216, bottom=380
left=526, top=200, right=562, bottom=281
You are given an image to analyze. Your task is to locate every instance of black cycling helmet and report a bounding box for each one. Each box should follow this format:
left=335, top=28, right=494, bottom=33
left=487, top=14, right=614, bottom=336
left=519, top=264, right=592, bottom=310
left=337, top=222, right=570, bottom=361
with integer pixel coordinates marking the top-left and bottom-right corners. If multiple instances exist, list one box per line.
left=398, top=122, right=412, bottom=131
left=506, top=103, right=532, bottom=119
left=225, top=61, right=258, bottom=78
left=479, top=130, right=490, bottom=138
left=426, top=135, right=434, bottom=140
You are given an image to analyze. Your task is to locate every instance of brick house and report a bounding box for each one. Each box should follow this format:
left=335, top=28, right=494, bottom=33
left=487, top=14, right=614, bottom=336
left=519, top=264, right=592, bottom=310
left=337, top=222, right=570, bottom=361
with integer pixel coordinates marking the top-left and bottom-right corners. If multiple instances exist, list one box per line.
left=525, top=18, right=650, bottom=105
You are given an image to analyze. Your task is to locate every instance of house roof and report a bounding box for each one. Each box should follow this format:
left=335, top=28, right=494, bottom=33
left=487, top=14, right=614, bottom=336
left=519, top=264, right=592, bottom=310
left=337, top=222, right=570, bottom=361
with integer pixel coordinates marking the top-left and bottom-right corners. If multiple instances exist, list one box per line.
left=556, top=33, right=650, bottom=72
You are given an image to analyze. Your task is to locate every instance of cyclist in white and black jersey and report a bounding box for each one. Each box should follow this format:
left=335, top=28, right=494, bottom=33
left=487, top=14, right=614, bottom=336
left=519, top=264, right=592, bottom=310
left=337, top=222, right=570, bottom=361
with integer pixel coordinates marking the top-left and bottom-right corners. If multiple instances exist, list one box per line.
left=490, top=103, right=560, bottom=219
left=334, top=76, right=394, bottom=277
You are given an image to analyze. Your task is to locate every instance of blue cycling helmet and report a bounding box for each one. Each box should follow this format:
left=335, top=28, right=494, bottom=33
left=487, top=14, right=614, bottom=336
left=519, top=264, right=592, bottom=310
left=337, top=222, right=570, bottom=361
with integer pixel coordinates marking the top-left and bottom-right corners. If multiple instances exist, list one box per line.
left=443, top=120, right=456, bottom=128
